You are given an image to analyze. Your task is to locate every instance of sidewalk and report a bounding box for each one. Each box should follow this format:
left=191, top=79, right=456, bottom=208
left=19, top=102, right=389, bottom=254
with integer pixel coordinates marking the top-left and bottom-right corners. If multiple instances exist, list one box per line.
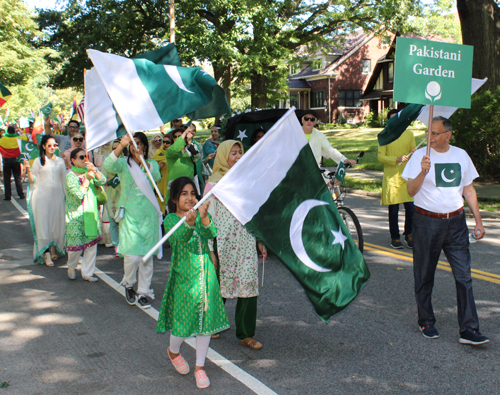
left=346, top=169, right=500, bottom=218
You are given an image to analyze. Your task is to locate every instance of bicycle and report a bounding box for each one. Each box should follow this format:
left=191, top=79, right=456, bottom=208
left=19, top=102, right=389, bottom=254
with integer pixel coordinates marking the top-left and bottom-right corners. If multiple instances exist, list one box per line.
left=320, top=151, right=364, bottom=253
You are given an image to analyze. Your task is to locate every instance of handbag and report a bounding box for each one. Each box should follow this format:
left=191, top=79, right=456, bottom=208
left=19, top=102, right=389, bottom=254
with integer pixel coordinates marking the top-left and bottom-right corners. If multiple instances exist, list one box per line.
left=114, top=181, right=135, bottom=223
left=96, top=186, right=108, bottom=205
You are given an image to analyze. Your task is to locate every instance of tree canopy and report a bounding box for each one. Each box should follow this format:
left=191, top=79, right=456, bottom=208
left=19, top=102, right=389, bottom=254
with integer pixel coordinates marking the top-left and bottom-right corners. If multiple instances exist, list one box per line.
left=37, top=0, right=427, bottom=108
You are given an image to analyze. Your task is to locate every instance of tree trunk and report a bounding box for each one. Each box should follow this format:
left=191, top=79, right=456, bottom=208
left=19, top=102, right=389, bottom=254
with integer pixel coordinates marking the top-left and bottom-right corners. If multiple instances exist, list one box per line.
left=213, top=62, right=232, bottom=108
left=250, top=72, right=268, bottom=108
left=457, top=0, right=500, bottom=90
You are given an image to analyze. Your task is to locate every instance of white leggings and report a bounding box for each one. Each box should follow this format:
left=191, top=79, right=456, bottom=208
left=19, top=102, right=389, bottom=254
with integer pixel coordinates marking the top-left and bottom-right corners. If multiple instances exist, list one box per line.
left=170, top=335, right=211, bottom=367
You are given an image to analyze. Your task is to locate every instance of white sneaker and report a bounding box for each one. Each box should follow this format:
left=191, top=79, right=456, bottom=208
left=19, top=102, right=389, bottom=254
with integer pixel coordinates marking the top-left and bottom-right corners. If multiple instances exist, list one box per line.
left=68, top=268, right=76, bottom=280
left=83, top=276, right=98, bottom=283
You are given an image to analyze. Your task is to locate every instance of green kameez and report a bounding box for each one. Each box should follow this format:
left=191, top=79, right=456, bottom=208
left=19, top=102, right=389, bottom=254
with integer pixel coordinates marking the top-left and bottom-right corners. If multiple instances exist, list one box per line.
left=165, top=137, right=194, bottom=201
left=157, top=213, right=229, bottom=337
left=102, top=155, right=161, bottom=256
left=65, top=172, right=106, bottom=250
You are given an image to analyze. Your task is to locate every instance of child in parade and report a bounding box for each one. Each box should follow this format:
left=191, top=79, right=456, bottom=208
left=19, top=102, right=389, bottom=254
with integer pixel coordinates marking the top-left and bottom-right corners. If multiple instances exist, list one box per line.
left=157, top=177, right=229, bottom=389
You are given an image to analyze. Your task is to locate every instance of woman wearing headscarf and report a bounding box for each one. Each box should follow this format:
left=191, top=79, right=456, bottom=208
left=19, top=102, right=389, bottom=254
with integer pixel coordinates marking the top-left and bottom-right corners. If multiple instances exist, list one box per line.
left=65, top=148, right=106, bottom=282
left=103, top=132, right=162, bottom=309
left=152, top=134, right=172, bottom=214
left=24, top=135, right=66, bottom=266
left=204, top=140, right=267, bottom=350
left=149, top=134, right=163, bottom=159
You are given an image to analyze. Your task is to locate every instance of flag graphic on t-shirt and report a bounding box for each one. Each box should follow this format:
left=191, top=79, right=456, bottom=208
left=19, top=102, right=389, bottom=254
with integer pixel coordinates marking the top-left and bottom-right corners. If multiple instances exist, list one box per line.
left=435, top=163, right=461, bottom=187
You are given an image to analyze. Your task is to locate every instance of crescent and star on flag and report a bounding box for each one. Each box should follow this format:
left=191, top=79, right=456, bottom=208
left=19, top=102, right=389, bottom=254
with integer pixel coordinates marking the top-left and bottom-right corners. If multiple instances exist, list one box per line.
left=289, top=199, right=347, bottom=273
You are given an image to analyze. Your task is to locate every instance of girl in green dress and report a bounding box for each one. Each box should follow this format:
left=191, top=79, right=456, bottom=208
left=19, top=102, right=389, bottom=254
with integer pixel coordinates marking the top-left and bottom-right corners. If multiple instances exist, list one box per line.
left=157, top=177, right=229, bottom=389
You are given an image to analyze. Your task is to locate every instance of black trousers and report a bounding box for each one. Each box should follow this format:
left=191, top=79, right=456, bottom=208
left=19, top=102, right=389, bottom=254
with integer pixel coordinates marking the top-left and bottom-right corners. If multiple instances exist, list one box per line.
left=3, top=158, right=24, bottom=199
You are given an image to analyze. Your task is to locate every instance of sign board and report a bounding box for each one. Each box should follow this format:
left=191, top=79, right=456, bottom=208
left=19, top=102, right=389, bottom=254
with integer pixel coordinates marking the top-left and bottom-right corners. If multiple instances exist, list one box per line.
left=394, top=37, right=474, bottom=109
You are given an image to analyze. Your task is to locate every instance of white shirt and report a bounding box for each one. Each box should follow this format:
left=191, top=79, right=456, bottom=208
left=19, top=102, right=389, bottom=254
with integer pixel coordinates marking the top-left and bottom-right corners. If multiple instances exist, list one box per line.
left=402, top=145, right=478, bottom=213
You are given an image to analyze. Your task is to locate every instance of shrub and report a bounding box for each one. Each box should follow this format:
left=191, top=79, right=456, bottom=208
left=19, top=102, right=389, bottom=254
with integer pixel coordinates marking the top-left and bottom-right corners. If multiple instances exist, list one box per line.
left=450, top=86, right=500, bottom=181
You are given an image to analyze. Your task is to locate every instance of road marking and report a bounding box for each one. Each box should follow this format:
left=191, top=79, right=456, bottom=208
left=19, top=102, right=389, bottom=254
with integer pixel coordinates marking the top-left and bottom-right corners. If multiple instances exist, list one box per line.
left=365, top=242, right=500, bottom=284
left=6, top=191, right=278, bottom=395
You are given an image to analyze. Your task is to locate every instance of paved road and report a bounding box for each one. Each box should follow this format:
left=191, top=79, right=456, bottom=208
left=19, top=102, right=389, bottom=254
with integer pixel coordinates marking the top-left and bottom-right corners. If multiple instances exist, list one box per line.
left=1, top=184, right=499, bottom=395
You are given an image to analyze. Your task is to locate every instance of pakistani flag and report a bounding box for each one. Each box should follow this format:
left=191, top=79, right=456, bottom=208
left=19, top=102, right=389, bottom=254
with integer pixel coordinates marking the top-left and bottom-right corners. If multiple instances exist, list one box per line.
left=377, top=104, right=424, bottom=146
left=335, top=161, right=346, bottom=183
left=17, top=140, right=40, bottom=161
left=40, top=102, right=53, bottom=118
left=211, top=109, right=369, bottom=322
left=87, top=46, right=230, bottom=136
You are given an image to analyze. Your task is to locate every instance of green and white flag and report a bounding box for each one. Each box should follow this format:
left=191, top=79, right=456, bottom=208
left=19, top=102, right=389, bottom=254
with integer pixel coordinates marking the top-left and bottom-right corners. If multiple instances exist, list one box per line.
left=211, top=108, right=369, bottom=322
left=40, top=102, right=53, bottom=118
left=17, top=140, right=40, bottom=161
left=86, top=46, right=230, bottom=147
left=335, top=161, right=346, bottom=183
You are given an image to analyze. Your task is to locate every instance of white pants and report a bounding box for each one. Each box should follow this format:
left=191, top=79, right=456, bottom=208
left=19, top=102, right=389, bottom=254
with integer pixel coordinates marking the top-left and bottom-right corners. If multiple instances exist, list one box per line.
left=67, top=244, right=97, bottom=278
left=121, top=254, right=154, bottom=299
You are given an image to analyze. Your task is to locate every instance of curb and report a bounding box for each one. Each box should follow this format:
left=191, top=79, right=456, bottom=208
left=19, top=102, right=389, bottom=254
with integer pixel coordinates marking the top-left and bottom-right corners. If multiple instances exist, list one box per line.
left=346, top=188, right=500, bottom=219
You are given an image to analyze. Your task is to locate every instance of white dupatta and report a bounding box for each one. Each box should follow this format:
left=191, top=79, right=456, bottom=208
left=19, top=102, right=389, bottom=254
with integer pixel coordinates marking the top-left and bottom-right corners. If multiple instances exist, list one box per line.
left=129, top=159, right=163, bottom=259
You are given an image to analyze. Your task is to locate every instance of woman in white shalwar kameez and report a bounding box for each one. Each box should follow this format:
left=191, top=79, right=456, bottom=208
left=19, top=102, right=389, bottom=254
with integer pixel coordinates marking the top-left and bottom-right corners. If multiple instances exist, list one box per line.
left=24, top=135, right=66, bottom=266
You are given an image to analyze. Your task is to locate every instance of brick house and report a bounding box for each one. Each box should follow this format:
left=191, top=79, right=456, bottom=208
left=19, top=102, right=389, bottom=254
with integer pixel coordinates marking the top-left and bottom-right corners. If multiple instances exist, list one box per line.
left=286, top=31, right=394, bottom=124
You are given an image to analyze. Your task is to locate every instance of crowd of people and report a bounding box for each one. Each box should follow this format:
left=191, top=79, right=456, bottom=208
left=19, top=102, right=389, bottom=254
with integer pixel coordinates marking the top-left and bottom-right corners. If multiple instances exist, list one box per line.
left=0, top=110, right=490, bottom=389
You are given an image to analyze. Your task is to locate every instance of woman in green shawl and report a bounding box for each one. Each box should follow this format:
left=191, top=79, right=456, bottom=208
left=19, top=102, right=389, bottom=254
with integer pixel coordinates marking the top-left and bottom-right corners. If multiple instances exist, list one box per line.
left=65, top=148, right=106, bottom=282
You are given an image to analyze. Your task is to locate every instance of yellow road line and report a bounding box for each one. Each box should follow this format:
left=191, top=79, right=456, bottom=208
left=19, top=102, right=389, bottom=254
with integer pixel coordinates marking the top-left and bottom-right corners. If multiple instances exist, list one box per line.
left=364, top=242, right=500, bottom=285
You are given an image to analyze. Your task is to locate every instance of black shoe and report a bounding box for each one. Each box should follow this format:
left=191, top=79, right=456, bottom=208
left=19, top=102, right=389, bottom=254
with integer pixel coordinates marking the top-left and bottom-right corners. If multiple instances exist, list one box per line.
left=405, top=234, right=413, bottom=249
left=391, top=239, right=404, bottom=249
left=136, top=295, right=151, bottom=309
left=19, top=195, right=25, bottom=200
left=3, top=198, right=11, bottom=201
left=125, top=287, right=137, bottom=305
left=459, top=328, right=490, bottom=345
left=420, top=324, right=440, bottom=339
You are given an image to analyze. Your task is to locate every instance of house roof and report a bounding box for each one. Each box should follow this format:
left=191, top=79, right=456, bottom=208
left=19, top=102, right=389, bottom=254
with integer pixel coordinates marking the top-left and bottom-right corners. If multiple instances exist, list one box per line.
left=287, top=79, right=312, bottom=89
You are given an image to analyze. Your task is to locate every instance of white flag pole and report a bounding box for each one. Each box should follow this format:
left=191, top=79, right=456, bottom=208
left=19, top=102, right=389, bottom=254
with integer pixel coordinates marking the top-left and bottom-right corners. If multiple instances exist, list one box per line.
left=125, top=129, right=164, bottom=202
left=142, top=190, right=214, bottom=263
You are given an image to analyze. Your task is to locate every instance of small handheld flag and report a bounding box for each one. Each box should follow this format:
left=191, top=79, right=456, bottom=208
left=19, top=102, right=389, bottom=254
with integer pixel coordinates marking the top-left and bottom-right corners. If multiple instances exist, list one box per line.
left=334, top=161, right=346, bottom=183
left=0, top=82, right=12, bottom=107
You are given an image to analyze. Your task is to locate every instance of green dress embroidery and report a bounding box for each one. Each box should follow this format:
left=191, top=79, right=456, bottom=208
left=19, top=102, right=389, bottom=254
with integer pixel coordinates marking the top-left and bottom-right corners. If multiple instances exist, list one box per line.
left=157, top=213, right=230, bottom=337
left=65, top=172, right=106, bottom=250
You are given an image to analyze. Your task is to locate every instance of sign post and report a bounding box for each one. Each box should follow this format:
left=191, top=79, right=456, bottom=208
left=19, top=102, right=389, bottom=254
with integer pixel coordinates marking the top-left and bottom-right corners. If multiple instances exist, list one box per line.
left=393, top=37, right=473, bottom=157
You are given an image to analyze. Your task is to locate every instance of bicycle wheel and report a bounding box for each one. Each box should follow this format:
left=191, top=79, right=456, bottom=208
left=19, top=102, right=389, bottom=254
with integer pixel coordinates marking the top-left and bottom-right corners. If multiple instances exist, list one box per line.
left=337, top=206, right=364, bottom=253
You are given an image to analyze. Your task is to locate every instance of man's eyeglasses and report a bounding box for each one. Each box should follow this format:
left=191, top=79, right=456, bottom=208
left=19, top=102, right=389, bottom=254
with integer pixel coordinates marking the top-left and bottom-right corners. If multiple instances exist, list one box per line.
left=303, top=117, right=316, bottom=122
left=73, top=137, right=84, bottom=142
left=69, top=125, right=79, bottom=129
left=76, top=155, right=86, bottom=160
left=430, top=131, right=449, bottom=137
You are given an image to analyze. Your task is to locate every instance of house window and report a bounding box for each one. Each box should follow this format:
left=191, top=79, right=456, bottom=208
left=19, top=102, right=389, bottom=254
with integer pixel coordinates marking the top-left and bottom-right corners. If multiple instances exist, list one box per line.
left=338, top=90, right=362, bottom=107
left=290, top=93, right=298, bottom=107
left=388, top=62, right=394, bottom=83
left=362, top=59, right=371, bottom=74
left=290, top=64, right=299, bottom=75
left=312, top=58, right=322, bottom=70
left=312, top=91, right=325, bottom=108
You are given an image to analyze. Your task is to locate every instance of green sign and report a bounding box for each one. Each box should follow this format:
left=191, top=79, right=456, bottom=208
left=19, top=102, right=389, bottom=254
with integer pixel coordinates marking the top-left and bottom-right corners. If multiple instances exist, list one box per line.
left=394, top=37, right=473, bottom=109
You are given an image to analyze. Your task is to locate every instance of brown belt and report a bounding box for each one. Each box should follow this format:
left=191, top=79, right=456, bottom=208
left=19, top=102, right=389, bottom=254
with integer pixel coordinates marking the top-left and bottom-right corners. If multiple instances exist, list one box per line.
left=415, top=206, right=463, bottom=219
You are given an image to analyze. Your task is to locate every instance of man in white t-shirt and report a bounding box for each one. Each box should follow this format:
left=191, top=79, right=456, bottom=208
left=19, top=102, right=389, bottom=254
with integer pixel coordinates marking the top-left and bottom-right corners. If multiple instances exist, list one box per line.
left=402, top=116, right=489, bottom=346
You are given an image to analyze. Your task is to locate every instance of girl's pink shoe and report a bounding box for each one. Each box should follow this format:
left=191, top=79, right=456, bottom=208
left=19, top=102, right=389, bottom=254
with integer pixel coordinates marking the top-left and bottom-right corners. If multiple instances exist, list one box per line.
left=195, top=369, right=210, bottom=389
left=168, top=348, right=189, bottom=375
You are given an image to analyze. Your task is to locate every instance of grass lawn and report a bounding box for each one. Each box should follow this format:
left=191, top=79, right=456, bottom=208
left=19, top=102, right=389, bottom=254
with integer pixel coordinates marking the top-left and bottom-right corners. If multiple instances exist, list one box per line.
left=321, top=126, right=427, bottom=170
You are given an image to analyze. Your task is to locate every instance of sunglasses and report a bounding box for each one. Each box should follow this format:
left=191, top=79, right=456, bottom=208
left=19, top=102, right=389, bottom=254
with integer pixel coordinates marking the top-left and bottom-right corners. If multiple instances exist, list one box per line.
left=73, top=137, right=84, bottom=142
left=76, top=155, right=86, bottom=160
left=46, top=144, right=58, bottom=148
left=173, top=135, right=181, bottom=140
left=163, top=140, right=171, bottom=144
left=153, top=139, right=162, bottom=142
left=303, top=117, right=316, bottom=122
